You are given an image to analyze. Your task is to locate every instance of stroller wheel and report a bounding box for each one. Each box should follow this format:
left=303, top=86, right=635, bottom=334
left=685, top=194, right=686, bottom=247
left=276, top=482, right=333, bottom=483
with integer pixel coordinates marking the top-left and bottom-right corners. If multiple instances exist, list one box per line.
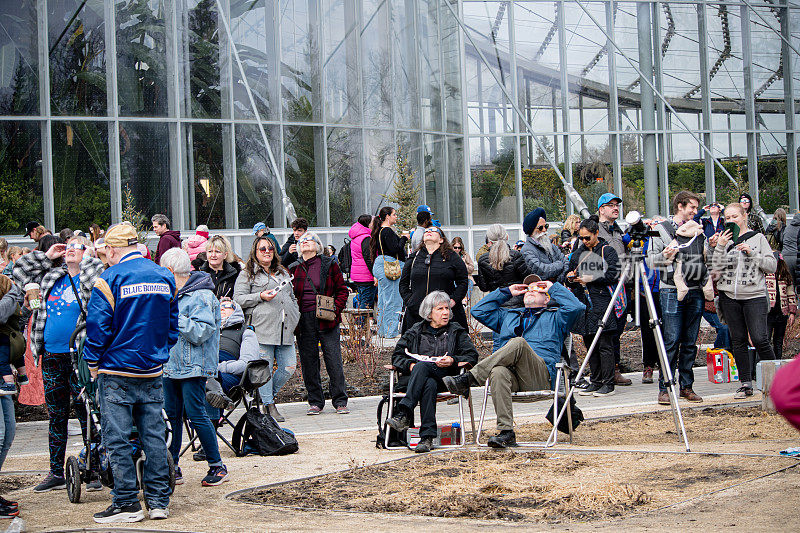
left=167, top=453, right=176, bottom=493
left=66, top=456, right=82, bottom=504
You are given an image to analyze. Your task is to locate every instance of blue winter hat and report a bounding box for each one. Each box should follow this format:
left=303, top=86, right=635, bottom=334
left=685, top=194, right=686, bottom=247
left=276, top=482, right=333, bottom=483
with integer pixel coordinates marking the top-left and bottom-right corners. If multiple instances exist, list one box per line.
left=252, top=222, right=267, bottom=235
left=417, top=204, right=433, bottom=214
left=597, top=193, right=622, bottom=209
left=522, top=208, right=546, bottom=236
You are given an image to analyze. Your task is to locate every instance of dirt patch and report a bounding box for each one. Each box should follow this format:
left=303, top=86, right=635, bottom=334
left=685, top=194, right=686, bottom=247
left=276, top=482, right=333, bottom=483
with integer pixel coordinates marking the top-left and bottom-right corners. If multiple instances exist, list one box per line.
left=236, top=449, right=795, bottom=522
left=0, top=474, right=41, bottom=493
left=513, top=405, right=797, bottom=446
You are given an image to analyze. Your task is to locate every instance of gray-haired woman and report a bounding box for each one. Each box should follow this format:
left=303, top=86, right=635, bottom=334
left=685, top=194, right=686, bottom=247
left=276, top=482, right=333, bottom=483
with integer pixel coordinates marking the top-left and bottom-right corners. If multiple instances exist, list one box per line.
left=288, top=231, right=350, bottom=415
left=386, top=291, right=478, bottom=453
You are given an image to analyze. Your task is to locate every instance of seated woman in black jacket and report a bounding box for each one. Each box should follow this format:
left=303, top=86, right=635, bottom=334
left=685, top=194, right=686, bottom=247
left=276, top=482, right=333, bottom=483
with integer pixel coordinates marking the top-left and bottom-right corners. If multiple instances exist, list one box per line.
left=566, top=216, right=620, bottom=397
left=386, top=291, right=478, bottom=453
left=399, top=227, right=468, bottom=333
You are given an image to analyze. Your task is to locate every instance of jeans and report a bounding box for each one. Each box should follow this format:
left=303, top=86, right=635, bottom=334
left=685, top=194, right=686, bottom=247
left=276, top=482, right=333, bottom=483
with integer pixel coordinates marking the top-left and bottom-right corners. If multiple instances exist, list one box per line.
left=0, top=395, right=15, bottom=470
left=354, top=282, right=377, bottom=309
left=258, top=344, right=297, bottom=405
left=640, top=292, right=661, bottom=368
left=703, top=310, right=731, bottom=350
left=372, top=256, right=402, bottom=337
left=42, top=352, right=90, bottom=477
left=99, top=374, right=170, bottom=509
left=718, top=293, right=775, bottom=383
left=398, top=362, right=459, bottom=438
left=582, top=331, right=616, bottom=387
left=163, top=376, right=222, bottom=468
left=469, top=338, right=551, bottom=431
left=767, top=309, right=788, bottom=359
left=658, top=288, right=703, bottom=392
left=297, top=312, right=348, bottom=409
left=0, top=336, right=11, bottom=376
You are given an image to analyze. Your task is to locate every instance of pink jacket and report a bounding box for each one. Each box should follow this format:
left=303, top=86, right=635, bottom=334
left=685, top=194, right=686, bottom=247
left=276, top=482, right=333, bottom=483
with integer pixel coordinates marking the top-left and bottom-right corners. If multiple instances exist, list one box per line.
left=185, top=234, right=208, bottom=261
left=348, top=222, right=373, bottom=283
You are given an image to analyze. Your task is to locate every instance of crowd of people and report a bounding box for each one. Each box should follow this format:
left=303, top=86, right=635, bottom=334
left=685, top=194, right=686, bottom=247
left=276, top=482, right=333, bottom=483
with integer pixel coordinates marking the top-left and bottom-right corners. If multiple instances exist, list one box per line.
left=0, top=189, right=797, bottom=523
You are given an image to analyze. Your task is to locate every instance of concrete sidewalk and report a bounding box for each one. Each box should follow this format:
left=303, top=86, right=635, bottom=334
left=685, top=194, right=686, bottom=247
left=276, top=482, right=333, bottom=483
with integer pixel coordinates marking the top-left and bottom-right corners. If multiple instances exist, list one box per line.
left=8, top=366, right=745, bottom=458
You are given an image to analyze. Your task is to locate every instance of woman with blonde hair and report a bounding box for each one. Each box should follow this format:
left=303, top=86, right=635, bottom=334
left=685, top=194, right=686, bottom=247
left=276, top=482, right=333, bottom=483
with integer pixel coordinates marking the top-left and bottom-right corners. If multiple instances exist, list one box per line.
left=199, top=235, right=240, bottom=300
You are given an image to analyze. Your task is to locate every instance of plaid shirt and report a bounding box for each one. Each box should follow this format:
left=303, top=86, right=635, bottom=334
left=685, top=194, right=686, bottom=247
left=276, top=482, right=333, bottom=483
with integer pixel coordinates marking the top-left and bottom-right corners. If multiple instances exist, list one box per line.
left=12, top=251, right=104, bottom=363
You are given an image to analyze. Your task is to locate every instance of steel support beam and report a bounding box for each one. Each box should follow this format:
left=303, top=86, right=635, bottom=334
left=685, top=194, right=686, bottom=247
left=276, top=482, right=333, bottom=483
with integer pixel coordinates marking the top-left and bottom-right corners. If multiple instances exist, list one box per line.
left=558, top=1, right=574, bottom=216
left=607, top=0, right=623, bottom=209
left=653, top=1, right=669, bottom=214
left=698, top=1, right=715, bottom=202
left=637, top=1, right=658, bottom=217
left=741, top=4, right=759, bottom=203
left=780, top=1, right=799, bottom=211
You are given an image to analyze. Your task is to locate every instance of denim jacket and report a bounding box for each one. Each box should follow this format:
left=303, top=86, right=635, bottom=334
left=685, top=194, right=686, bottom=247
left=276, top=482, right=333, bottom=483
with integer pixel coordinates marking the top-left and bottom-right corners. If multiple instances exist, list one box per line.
left=164, top=271, right=221, bottom=379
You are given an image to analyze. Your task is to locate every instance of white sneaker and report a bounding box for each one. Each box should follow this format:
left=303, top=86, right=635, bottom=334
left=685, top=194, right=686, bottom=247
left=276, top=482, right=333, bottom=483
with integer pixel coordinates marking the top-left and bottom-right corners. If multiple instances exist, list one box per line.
left=149, top=508, right=169, bottom=520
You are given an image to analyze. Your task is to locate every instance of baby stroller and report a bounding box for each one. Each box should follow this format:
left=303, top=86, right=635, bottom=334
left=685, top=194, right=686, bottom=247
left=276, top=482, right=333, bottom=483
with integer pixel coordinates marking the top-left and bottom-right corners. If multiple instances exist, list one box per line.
left=64, top=325, right=176, bottom=506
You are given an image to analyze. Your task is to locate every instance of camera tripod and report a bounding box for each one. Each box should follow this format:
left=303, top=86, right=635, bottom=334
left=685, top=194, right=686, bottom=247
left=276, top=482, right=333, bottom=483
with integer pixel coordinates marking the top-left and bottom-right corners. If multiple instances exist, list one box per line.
left=546, top=240, right=691, bottom=451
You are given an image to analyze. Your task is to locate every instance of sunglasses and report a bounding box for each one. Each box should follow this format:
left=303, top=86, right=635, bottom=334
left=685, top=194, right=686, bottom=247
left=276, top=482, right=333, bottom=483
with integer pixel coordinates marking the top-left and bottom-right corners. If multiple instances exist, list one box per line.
left=453, top=246, right=463, bottom=250
left=258, top=246, right=274, bottom=253
left=740, top=199, right=751, bottom=204
left=580, top=235, right=593, bottom=242
left=66, top=243, right=86, bottom=250
left=536, top=223, right=549, bottom=231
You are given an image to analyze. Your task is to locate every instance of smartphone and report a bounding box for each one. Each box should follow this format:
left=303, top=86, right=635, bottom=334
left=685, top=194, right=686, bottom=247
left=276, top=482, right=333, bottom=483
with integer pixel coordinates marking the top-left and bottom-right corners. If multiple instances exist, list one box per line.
left=724, top=222, right=739, bottom=242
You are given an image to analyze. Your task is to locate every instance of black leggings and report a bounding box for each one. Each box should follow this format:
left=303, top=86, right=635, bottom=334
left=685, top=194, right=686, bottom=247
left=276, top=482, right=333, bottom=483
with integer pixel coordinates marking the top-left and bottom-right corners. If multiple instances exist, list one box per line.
left=718, top=293, right=774, bottom=383
left=766, top=309, right=788, bottom=359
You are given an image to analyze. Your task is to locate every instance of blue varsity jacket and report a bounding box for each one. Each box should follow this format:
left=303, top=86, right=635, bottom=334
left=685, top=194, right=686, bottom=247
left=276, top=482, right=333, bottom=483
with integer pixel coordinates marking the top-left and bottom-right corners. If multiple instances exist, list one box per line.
left=83, top=252, right=179, bottom=377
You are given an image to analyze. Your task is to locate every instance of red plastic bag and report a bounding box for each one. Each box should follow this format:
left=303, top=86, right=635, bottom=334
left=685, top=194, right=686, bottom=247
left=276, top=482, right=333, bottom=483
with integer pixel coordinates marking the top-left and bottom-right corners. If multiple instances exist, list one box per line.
left=18, top=315, right=45, bottom=406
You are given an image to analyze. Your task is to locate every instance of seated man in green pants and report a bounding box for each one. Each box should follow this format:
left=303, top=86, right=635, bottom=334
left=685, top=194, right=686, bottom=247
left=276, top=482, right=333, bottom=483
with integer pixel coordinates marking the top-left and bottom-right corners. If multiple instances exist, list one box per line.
left=444, top=275, right=584, bottom=448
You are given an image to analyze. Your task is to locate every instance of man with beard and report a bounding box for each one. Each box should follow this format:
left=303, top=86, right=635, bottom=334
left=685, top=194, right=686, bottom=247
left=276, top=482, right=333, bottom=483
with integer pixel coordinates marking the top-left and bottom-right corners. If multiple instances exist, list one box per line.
left=520, top=208, right=566, bottom=283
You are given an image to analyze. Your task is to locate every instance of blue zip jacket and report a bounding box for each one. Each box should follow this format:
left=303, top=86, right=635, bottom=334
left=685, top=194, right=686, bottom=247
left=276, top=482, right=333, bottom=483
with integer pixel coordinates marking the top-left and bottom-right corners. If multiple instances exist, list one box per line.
left=164, top=271, right=221, bottom=379
left=84, top=252, right=178, bottom=377
left=471, top=282, right=585, bottom=386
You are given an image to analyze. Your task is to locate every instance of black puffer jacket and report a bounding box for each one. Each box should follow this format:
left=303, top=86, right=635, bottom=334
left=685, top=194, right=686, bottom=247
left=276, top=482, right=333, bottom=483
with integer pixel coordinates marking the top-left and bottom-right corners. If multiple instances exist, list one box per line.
left=391, top=320, right=478, bottom=375
left=200, top=260, right=242, bottom=300
left=476, top=247, right=529, bottom=292
left=399, top=247, right=469, bottom=332
left=566, top=237, right=619, bottom=336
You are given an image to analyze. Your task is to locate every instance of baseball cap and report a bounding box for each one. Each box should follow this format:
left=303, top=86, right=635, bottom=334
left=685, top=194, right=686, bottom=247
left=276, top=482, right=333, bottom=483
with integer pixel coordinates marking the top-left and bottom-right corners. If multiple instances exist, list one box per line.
left=104, top=222, right=139, bottom=247
left=523, top=274, right=542, bottom=285
left=23, top=221, right=40, bottom=237
left=252, top=222, right=267, bottom=235
left=597, top=193, right=623, bottom=209
left=416, top=205, right=433, bottom=214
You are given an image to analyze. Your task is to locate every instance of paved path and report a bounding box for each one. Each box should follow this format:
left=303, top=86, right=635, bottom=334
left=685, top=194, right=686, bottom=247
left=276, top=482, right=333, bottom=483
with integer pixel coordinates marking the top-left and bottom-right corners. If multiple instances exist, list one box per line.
left=8, top=366, right=744, bottom=458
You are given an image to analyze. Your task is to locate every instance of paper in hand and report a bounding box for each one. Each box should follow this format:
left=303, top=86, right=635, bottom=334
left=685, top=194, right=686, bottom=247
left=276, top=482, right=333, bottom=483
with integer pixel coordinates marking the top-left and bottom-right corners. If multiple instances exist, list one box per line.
left=405, top=349, right=446, bottom=364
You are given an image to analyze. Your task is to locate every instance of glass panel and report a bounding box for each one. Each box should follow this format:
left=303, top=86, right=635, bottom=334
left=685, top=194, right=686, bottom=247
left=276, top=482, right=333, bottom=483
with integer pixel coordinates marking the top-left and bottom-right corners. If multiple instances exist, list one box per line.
left=750, top=4, right=784, bottom=102
left=119, top=121, right=172, bottom=220
left=231, top=0, right=280, bottom=121
left=48, top=0, right=107, bottom=116
left=707, top=4, right=743, bottom=103
left=392, top=0, right=419, bottom=129
left=396, top=130, right=423, bottom=212
left=447, top=136, right=465, bottom=224
left=441, top=0, right=462, bottom=134
left=472, top=135, right=519, bottom=224
left=659, top=3, right=699, bottom=99
left=188, top=124, right=226, bottom=229
left=0, top=4, right=40, bottom=115
left=365, top=129, right=395, bottom=214
left=362, top=0, right=392, bottom=126
left=327, top=127, right=362, bottom=226
left=186, top=0, right=221, bottom=118
left=284, top=125, right=324, bottom=225
left=0, top=121, right=44, bottom=234
left=281, top=0, right=321, bottom=122
left=236, top=123, right=281, bottom=229
left=423, top=133, right=445, bottom=217
left=418, top=0, right=443, bottom=131
left=115, top=0, right=169, bottom=117
left=322, top=0, right=361, bottom=124
left=52, top=121, right=111, bottom=230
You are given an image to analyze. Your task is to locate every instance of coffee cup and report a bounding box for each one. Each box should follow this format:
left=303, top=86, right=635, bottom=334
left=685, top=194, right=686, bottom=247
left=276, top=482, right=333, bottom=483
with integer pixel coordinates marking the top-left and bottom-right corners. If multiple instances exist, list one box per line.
left=24, top=283, right=41, bottom=310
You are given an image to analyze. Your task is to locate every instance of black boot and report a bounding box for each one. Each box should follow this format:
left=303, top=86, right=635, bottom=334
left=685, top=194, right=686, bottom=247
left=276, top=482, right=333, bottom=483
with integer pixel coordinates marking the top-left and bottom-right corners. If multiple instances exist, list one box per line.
left=386, top=409, right=411, bottom=433
left=415, top=437, right=434, bottom=453
left=205, top=378, right=234, bottom=410
left=443, top=372, right=474, bottom=398
left=192, top=446, right=206, bottom=462
left=487, top=430, right=517, bottom=448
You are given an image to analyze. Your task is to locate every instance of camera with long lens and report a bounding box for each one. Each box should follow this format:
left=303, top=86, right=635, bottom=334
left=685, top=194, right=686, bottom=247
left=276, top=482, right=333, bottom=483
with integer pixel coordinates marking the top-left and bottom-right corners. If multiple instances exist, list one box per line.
left=624, top=211, right=659, bottom=244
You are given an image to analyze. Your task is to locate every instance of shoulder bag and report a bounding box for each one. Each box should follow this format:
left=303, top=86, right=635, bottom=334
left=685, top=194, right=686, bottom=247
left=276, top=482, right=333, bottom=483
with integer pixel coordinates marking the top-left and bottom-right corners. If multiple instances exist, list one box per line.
left=302, top=263, right=337, bottom=321
left=379, top=229, right=402, bottom=281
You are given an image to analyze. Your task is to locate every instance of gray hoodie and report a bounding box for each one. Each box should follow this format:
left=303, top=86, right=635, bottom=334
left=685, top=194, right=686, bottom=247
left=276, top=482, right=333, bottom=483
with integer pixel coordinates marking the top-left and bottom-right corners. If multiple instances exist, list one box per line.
left=712, top=231, right=777, bottom=300
left=783, top=213, right=800, bottom=281
left=216, top=302, right=261, bottom=376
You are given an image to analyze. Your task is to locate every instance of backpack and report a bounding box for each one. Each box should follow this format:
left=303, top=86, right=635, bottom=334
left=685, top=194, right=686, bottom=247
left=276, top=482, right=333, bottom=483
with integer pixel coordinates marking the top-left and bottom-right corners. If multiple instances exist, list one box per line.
left=338, top=238, right=352, bottom=275
left=375, top=395, right=414, bottom=449
left=660, top=221, right=707, bottom=285
left=232, top=407, right=299, bottom=456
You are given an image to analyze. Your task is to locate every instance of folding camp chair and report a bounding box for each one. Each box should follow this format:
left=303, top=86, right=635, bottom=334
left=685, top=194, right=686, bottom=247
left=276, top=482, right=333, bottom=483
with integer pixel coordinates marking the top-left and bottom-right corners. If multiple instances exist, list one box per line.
left=475, top=361, right=573, bottom=447
left=181, top=359, right=273, bottom=457
left=381, top=363, right=476, bottom=450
